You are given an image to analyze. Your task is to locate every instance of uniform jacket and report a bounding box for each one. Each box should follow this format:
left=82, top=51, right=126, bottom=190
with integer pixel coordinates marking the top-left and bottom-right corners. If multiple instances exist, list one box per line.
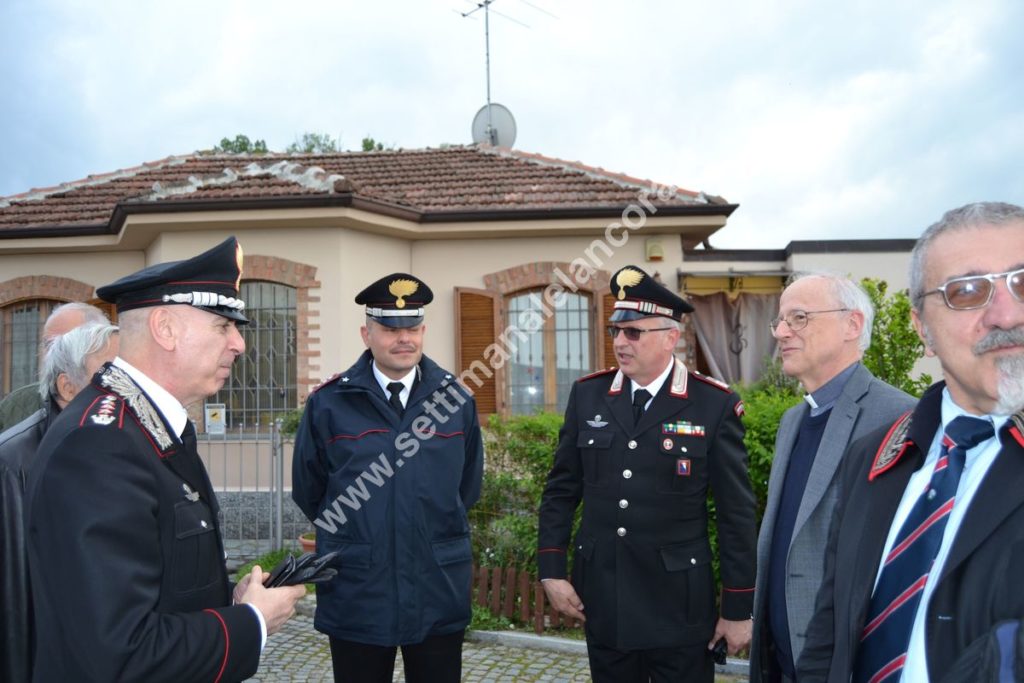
left=798, top=382, right=1024, bottom=682
left=537, top=358, right=758, bottom=651
left=0, top=398, right=59, bottom=683
left=25, top=364, right=261, bottom=682
left=291, top=350, right=484, bottom=646
left=749, top=364, right=914, bottom=682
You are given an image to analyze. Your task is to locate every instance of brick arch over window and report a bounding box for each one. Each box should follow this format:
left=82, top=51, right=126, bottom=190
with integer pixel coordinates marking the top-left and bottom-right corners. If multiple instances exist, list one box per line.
left=0, top=275, right=95, bottom=307
left=243, top=255, right=321, bottom=401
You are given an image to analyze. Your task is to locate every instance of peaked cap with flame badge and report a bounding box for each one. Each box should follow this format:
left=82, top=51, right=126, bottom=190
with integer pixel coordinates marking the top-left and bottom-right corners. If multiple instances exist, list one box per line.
left=355, top=272, right=434, bottom=328
left=96, top=236, right=248, bottom=323
left=609, top=265, right=694, bottom=322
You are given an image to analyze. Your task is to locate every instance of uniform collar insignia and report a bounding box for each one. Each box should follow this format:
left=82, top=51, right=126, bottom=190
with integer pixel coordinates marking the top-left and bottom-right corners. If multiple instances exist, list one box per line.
left=608, top=370, right=625, bottom=395
left=587, top=414, right=608, bottom=428
left=670, top=358, right=688, bottom=397
left=868, top=410, right=914, bottom=481
left=100, top=364, right=174, bottom=451
left=1011, top=411, right=1024, bottom=448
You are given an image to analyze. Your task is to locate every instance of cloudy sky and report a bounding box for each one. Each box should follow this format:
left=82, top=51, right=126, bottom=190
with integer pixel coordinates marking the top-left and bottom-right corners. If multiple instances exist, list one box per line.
left=1, top=0, right=1021, bottom=247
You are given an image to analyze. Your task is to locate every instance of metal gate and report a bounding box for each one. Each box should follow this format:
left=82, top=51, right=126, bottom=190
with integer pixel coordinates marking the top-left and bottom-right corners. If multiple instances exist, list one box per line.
left=198, top=420, right=305, bottom=564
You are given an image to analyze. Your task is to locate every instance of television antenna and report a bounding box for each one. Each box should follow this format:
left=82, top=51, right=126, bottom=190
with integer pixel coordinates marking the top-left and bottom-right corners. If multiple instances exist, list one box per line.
left=460, top=0, right=524, bottom=146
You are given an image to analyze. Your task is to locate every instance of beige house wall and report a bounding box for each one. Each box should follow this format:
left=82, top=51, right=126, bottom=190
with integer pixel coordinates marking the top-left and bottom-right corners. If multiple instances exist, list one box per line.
left=0, top=251, right=144, bottom=295
left=788, top=251, right=912, bottom=291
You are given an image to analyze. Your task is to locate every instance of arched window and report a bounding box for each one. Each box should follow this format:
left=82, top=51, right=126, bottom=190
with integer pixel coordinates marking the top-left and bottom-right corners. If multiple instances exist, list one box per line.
left=506, top=290, right=592, bottom=415
left=0, top=299, right=59, bottom=395
left=212, top=281, right=297, bottom=431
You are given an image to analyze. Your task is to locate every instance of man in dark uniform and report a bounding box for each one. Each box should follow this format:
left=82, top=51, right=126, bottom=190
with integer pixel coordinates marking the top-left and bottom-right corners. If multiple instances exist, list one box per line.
left=292, top=273, right=484, bottom=683
left=25, top=237, right=305, bottom=682
left=538, top=265, right=757, bottom=683
left=1, top=322, right=118, bottom=683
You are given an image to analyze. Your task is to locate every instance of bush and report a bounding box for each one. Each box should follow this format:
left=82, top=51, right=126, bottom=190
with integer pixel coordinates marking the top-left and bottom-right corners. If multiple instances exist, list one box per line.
left=861, top=278, right=932, bottom=396
left=470, top=413, right=565, bottom=574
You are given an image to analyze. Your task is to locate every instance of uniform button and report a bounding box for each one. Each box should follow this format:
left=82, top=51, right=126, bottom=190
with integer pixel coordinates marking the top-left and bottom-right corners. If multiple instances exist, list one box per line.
left=619, top=499, right=629, bottom=509
left=681, top=446, right=688, bottom=453
left=617, top=527, right=627, bottom=537
left=623, top=469, right=633, bottom=479
left=588, top=438, right=595, bottom=445
left=690, top=557, right=697, bottom=565
left=200, top=520, right=208, bottom=529
left=628, top=440, right=638, bottom=449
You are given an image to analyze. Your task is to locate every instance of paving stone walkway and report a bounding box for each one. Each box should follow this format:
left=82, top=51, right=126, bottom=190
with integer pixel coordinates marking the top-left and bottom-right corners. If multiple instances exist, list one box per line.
left=250, top=614, right=593, bottom=682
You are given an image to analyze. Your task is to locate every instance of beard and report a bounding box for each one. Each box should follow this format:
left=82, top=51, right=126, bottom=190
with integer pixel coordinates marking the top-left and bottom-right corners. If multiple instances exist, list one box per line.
left=975, top=327, right=1024, bottom=415
left=994, top=353, right=1024, bottom=415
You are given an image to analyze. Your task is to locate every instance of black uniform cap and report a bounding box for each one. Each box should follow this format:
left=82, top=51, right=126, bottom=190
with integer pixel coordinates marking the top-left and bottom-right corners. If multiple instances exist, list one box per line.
left=96, top=236, right=249, bottom=323
left=608, top=265, right=694, bottom=322
left=355, top=273, right=433, bottom=329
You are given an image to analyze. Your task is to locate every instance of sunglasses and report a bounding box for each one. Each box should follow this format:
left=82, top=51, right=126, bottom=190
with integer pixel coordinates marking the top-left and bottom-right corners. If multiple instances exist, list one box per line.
left=607, top=325, right=674, bottom=341
left=920, top=268, right=1024, bottom=310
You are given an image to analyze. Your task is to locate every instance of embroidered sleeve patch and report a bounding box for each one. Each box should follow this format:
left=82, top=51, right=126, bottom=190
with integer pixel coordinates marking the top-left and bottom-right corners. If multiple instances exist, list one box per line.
left=734, top=401, right=745, bottom=417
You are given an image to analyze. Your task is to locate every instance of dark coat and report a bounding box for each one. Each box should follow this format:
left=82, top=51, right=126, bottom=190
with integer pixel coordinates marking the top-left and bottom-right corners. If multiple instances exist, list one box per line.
left=0, top=398, right=58, bottom=683
left=749, top=365, right=915, bottom=682
left=537, top=359, right=758, bottom=651
left=291, top=350, right=484, bottom=646
left=25, top=364, right=261, bottom=682
left=798, top=382, right=1024, bottom=682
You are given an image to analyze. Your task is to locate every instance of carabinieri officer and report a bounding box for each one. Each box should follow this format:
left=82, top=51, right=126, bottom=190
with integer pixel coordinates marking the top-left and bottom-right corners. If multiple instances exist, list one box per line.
left=538, top=265, right=757, bottom=683
left=25, top=237, right=306, bottom=682
left=292, top=273, right=484, bottom=683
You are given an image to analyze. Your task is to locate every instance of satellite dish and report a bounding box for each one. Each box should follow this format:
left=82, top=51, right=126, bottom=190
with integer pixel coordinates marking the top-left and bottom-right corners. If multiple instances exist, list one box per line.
left=472, top=103, right=517, bottom=147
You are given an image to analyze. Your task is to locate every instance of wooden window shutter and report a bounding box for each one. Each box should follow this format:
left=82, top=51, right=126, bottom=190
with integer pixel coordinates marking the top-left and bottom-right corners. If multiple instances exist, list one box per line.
left=599, top=290, right=617, bottom=370
left=454, top=288, right=500, bottom=417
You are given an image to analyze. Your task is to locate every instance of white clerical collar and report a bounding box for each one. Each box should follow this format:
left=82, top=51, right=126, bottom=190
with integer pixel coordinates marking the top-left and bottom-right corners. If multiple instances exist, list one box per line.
left=112, top=357, right=189, bottom=439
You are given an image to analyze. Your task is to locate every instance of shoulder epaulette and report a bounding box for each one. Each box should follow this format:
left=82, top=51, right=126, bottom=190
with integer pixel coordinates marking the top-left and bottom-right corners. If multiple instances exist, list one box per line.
left=578, top=367, right=617, bottom=382
left=311, top=372, right=346, bottom=394
left=79, top=393, right=125, bottom=430
left=691, top=371, right=732, bottom=393
left=868, top=410, right=914, bottom=481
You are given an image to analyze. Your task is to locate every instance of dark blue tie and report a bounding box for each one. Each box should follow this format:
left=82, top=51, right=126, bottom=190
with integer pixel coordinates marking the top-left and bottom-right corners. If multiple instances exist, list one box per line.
left=632, top=389, right=651, bottom=426
left=853, top=415, right=994, bottom=683
left=387, top=381, right=405, bottom=416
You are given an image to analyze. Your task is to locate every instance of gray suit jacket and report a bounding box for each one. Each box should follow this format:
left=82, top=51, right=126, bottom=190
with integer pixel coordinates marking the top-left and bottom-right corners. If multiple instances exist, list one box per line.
left=749, top=363, right=914, bottom=682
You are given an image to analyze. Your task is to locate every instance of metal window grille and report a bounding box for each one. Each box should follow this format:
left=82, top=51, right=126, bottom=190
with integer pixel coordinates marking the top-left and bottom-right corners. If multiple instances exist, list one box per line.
left=211, top=281, right=297, bottom=432
left=507, top=290, right=592, bottom=415
left=0, top=300, right=54, bottom=396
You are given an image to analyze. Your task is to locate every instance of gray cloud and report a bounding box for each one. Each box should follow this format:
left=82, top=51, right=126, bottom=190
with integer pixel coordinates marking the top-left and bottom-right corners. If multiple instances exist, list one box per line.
left=1, top=0, right=1021, bottom=248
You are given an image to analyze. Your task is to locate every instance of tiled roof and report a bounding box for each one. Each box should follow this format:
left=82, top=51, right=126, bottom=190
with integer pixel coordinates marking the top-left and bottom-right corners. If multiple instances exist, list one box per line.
left=0, top=145, right=731, bottom=233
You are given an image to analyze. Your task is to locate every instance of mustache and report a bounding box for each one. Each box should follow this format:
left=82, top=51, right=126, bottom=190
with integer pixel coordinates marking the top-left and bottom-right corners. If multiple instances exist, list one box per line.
left=974, top=327, right=1024, bottom=355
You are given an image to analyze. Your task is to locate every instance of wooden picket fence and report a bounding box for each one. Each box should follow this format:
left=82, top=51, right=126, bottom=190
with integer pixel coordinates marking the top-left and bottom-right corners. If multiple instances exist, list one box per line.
left=471, top=564, right=583, bottom=634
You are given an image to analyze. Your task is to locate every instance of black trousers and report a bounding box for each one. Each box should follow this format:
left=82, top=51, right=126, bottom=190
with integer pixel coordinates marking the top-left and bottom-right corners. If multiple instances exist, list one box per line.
left=586, top=638, right=714, bottom=683
left=329, top=630, right=464, bottom=683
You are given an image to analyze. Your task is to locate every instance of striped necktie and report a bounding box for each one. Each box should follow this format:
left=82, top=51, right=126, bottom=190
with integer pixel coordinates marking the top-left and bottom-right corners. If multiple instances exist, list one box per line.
left=853, top=415, right=994, bottom=683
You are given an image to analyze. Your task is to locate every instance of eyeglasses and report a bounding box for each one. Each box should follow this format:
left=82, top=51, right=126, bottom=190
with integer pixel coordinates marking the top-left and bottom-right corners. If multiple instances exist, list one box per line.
left=920, top=268, right=1024, bottom=310
left=769, top=308, right=849, bottom=332
left=607, top=325, right=674, bottom=341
